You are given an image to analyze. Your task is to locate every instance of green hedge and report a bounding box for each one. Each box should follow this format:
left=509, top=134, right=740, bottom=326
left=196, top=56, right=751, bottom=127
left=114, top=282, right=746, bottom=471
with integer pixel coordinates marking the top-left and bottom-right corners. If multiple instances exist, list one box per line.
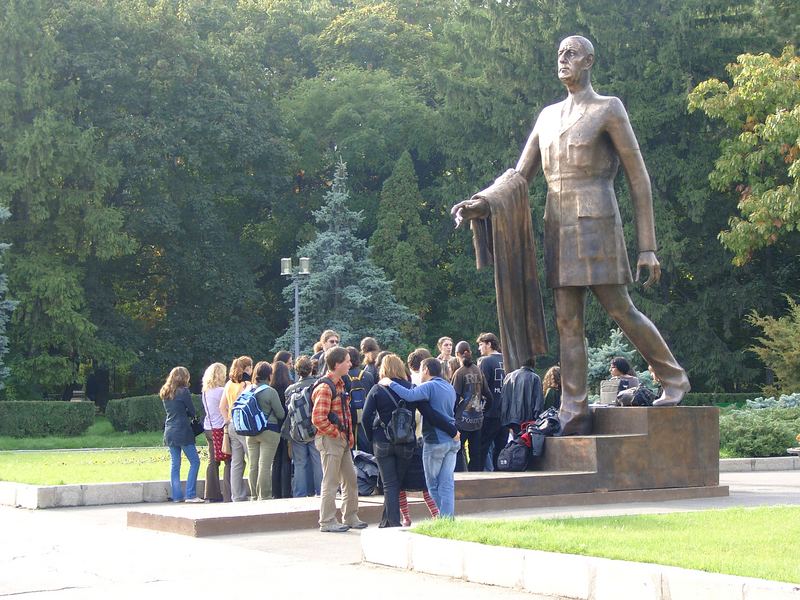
left=682, top=392, right=754, bottom=407
left=106, top=394, right=205, bottom=433
left=720, top=407, right=800, bottom=457
left=0, top=401, right=96, bottom=437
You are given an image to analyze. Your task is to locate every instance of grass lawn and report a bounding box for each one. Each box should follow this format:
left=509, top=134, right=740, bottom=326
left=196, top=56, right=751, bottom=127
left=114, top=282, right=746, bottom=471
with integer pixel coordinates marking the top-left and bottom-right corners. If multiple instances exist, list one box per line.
left=415, top=506, right=800, bottom=584
left=0, top=417, right=206, bottom=451
left=0, top=446, right=214, bottom=485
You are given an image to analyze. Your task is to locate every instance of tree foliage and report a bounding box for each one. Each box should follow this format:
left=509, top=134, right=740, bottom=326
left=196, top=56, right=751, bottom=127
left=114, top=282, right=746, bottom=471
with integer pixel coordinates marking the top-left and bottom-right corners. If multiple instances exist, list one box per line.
left=0, top=0, right=795, bottom=396
left=688, top=46, right=800, bottom=265
left=273, top=159, right=415, bottom=353
left=370, top=151, right=439, bottom=328
left=0, top=0, right=135, bottom=394
left=0, top=203, right=13, bottom=390
left=747, top=296, right=800, bottom=393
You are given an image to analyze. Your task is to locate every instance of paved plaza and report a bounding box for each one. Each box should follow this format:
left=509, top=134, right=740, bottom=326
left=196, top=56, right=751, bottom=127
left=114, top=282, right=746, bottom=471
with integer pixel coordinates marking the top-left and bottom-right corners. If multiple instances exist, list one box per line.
left=1, top=470, right=798, bottom=599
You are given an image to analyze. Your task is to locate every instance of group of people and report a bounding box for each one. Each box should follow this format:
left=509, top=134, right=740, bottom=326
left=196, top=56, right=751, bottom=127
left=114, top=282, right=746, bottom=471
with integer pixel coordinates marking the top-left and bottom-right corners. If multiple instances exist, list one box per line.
left=159, top=328, right=565, bottom=530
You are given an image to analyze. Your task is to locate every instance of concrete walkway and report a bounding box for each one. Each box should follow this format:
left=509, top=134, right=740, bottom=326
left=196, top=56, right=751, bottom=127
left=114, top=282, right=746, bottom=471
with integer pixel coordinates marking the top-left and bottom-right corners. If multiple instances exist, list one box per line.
left=1, top=470, right=798, bottom=599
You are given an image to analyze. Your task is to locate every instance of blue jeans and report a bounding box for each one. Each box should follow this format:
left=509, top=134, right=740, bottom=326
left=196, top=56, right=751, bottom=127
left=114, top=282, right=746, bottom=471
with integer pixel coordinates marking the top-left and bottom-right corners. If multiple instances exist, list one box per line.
left=291, top=439, right=322, bottom=497
left=168, top=444, right=200, bottom=501
left=422, top=439, right=460, bottom=517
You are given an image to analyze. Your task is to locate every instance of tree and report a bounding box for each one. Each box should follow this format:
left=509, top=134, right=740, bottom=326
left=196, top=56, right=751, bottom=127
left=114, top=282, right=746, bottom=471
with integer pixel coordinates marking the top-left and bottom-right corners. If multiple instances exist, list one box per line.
left=273, top=159, right=415, bottom=353
left=281, top=66, right=439, bottom=231
left=51, top=0, right=296, bottom=387
left=587, top=328, right=640, bottom=390
left=0, top=0, right=135, bottom=395
left=369, top=151, right=439, bottom=330
left=747, top=296, right=800, bottom=393
left=688, top=46, right=800, bottom=265
left=0, top=203, right=14, bottom=392
left=315, top=2, right=433, bottom=79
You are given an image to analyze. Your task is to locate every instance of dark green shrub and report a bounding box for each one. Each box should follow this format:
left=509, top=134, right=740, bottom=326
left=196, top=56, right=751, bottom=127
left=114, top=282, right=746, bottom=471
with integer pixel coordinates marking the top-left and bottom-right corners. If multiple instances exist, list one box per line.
left=106, top=394, right=204, bottom=432
left=683, top=393, right=753, bottom=406
left=719, top=407, right=800, bottom=457
left=0, top=401, right=95, bottom=437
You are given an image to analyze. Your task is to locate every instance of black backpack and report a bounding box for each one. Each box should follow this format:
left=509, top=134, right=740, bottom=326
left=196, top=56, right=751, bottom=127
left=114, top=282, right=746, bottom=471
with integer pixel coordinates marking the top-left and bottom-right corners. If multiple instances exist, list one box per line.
left=631, top=386, right=656, bottom=406
left=497, top=439, right=529, bottom=471
left=353, top=450, right=380, bottom=495
left=288, top=377, right=337, bottom=443
left=532, top=407, right=561, bottom=436
left=380, top=387, right=416, bottom=445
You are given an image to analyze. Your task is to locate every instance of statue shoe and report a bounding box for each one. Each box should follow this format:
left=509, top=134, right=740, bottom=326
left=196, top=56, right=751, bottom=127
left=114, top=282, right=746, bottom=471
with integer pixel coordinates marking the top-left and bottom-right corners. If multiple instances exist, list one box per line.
left=653, top=377, right=690, bottom=406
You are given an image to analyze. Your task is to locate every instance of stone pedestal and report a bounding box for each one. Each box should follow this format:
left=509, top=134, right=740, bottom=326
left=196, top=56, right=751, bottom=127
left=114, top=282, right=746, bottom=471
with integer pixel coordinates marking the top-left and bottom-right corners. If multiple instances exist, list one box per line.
left=455, top=406, right=722, bottom=499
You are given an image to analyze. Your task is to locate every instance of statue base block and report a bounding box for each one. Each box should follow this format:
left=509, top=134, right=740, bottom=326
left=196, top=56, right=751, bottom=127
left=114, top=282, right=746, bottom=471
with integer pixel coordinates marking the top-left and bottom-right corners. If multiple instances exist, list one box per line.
left=455, top=406, right=723, bottom=499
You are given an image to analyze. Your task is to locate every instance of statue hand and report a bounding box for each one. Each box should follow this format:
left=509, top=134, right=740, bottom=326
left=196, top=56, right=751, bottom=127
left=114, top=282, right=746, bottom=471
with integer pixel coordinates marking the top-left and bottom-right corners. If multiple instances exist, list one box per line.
left=635, top=251, right=661, bottom=289
left=451, top=196, right=489, bottom=228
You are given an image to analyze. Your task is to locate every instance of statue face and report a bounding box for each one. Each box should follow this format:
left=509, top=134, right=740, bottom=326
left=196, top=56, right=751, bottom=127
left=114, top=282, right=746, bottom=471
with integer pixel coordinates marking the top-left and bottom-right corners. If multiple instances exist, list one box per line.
left=557, top=37, right=593, bottom=85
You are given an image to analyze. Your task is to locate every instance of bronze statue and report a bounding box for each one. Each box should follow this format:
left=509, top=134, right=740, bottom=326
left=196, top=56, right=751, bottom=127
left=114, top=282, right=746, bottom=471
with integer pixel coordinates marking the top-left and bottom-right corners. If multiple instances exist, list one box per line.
left=452, top=36, right=690, bottom=435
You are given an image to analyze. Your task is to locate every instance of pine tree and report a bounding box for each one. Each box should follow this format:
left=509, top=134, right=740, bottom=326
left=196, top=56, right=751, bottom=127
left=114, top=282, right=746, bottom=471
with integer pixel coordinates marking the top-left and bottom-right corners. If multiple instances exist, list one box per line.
left=273, top=159, right=415, bottom=353
left=369, top=151, right=439, bottom=333
left=0, top=204, right=14, bottom=392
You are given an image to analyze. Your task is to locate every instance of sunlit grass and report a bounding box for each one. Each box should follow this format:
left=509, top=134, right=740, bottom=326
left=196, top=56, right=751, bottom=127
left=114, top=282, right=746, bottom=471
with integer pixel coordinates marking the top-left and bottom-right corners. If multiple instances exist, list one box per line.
left=0, top=446, right=214, bottom=485
left=415, top=507, right=800, bottom=583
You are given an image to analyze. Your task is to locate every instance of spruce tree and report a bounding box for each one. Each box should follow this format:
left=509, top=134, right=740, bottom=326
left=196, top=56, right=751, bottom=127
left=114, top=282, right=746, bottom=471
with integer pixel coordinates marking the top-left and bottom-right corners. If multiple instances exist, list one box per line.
left=369, top=151, right=439, bottom=334
left=273, top=159, right=415, bottom=353
left=587, top=328, right=642, bottom=390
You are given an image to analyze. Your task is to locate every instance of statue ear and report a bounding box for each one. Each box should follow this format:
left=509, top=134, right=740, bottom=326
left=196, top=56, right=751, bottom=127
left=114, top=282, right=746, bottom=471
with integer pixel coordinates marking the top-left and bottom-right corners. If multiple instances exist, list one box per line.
left=584, top=54, right=595, bottom=70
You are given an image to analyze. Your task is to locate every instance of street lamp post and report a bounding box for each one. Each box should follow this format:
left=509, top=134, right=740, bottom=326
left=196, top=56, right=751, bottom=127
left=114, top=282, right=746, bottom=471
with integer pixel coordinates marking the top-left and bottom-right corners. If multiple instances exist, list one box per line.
left=280, top=257, right=311, bottom=360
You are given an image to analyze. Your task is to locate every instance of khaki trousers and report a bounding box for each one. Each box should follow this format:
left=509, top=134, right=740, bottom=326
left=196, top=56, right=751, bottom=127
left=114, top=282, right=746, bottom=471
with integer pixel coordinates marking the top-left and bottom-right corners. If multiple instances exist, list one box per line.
left=247, top=429, right=280, bottom=500
left=315, top=434, right=359, bottom=526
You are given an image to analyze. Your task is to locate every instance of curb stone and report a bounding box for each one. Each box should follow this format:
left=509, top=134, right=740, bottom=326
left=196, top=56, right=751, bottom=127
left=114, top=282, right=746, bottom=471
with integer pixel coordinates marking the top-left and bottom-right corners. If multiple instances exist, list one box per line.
left=0, top=457, right=795, bottom=509
left=361, top=529, right=800, bottom=600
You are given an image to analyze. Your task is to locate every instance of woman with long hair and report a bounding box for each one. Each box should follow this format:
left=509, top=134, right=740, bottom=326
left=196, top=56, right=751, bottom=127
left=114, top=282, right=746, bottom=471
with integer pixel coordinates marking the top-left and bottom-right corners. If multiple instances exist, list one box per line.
left=247, top=361, right=285, bottom=500
left=360, top=337, right=381, bottom=381
left=161, top=366, right=203, bottom=503
left=219, top=356, right=253, bottom=502
left=610, top=356, right=640, bottom=391
left=270, top=360, right=293, bottom=498
left=273, top=350, right=294, bottom=382
left=362, top=354, right=418, bottom=527
left=201, top=362, right=229, bottom=502
left=542, top=366, right=562, bottom=411
left=451, top=341, right=492, bottom=472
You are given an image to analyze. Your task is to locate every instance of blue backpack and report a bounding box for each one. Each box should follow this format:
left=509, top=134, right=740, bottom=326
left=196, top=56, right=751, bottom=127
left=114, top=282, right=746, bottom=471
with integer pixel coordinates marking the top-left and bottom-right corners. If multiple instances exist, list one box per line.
left=232, top=384, right=271, bottom=436
left=348, top=370, right=368, bottom=409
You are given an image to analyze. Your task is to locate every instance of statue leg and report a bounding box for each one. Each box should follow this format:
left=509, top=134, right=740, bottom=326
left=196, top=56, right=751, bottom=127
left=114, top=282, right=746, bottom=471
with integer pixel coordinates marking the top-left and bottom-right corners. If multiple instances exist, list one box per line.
left=592, top=284, right=690, bottom=406
left=554, top=286, right=592, bottom=435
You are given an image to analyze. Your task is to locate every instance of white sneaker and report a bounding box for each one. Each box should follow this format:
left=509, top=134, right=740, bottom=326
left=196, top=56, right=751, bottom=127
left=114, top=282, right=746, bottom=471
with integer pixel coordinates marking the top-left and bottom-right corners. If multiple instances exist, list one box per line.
left=185, top=497, right=205, bottom=504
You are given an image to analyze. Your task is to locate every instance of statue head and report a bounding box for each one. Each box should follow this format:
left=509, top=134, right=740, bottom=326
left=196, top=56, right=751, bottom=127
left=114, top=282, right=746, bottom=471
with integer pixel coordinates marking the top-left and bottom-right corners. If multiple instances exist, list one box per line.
left=557, top=35, right=595, bottom=88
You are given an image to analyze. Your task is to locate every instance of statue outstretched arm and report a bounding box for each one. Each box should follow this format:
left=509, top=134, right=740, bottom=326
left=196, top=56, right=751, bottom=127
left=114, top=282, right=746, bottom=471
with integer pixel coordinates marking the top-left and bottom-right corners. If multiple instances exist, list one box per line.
left=452, top=119, right=541, bottom=228
left=514, top=121, right=542, bottom=183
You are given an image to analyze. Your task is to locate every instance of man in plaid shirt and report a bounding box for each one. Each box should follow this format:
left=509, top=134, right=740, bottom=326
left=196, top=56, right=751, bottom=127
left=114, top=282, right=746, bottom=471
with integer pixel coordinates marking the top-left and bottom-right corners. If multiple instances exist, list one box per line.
left=312, top=346, right=367, bottom=532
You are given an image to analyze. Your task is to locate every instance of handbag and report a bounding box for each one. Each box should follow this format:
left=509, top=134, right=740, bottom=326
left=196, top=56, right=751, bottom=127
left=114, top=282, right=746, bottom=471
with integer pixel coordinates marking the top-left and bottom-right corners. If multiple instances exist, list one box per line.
left=212, top=427, right=231, bottom=462
left=222, top=426, right=232, bottom=456
left=190, top=416, right=204, bottom=437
